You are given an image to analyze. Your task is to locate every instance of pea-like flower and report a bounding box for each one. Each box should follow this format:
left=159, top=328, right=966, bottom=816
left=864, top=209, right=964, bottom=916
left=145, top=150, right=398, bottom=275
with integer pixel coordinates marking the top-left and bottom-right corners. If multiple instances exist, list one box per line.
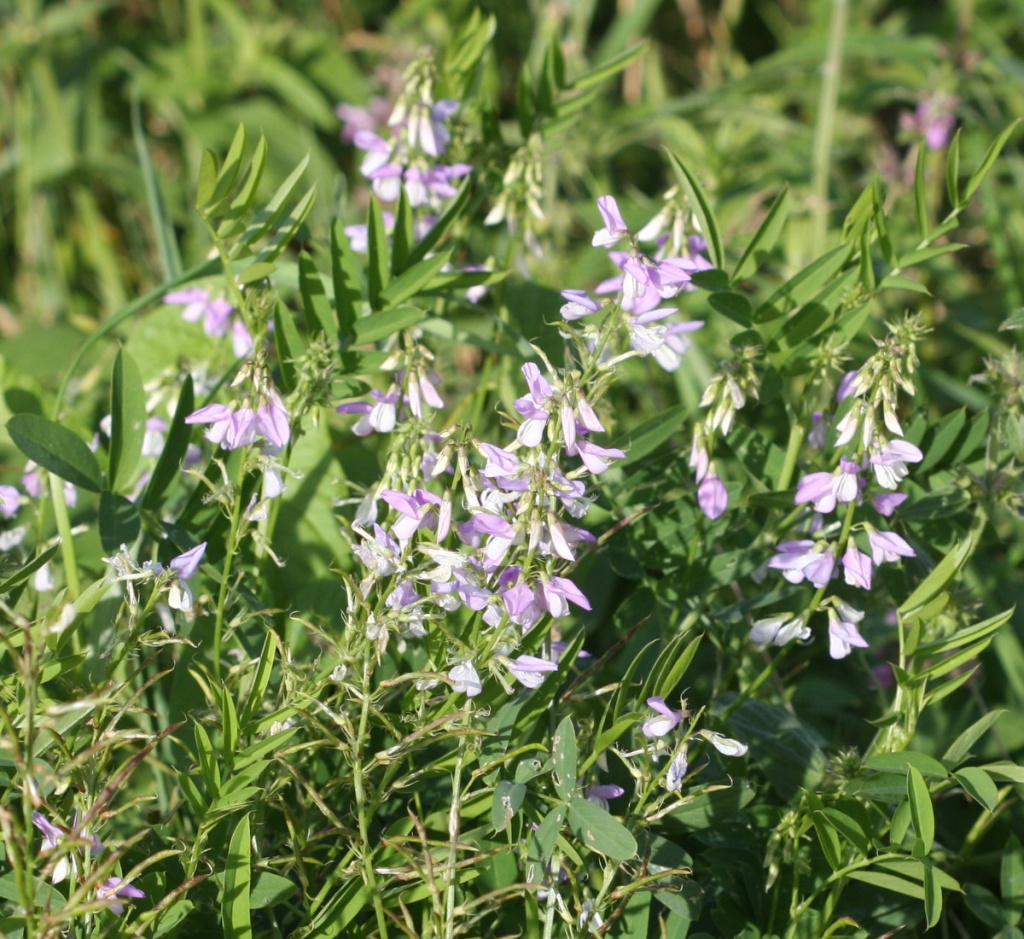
left=642, top=697, right=686, bottom=738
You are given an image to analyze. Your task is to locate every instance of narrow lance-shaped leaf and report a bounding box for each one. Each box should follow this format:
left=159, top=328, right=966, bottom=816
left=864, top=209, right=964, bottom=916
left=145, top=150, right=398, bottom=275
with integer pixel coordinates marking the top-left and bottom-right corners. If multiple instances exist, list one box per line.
left=142, top=375, right=195, bottom=511
left=732, top=187, right=789, bottom=283
left=665, top=149, right=724, bottom=269
left=223, top=814, right=253, bottom=939
left=963, top=119, right=1021, bottom=202
left=552, top=716, right=578, bottom=802
left=907, top=766, right=935, bottom=857
left=366, top=195, right=391, bottom=309
left=298, top=252, right=334, bottom=337
left=331, top=219, right=361, bottom=346
left=109, top=348, right=146, bottom=494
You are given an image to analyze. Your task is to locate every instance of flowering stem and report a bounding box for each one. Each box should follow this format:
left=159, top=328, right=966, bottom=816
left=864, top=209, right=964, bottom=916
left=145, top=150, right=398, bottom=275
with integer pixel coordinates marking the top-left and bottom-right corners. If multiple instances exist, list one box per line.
left=811, top=0, right=849, bottom=254
left=49, top=473, right=80, bottom=598
left=776, top=419, right=806, bottom=493
left=443, top=731, right=468, bottom=939
left=353, top=643, right=389, bottom=937
left=212, top=455, right=248, bottom=682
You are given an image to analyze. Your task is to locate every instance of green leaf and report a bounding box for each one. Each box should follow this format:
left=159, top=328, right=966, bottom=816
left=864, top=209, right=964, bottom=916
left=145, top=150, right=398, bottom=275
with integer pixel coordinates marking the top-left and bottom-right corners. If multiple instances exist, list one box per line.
left=241, top=630, right=278, bottom=729
left=982, top=762, right=1024, bottom=784
left=848, top=869, right=924, bottom=900
left=753, top=242, right=853, bottom=325
left=818, top=808, right=871, bottom=857
left=331, top=220, right=361, bottom=346
left=552, top=716, right=578, bottom=801
left=864, top=751, right=949, bottom=779
left=273, top=300, right=306, bottom=393
left=298, top=252, right=334, bottom=337
left=391, top=187, right=415, bottom=276
left=923, top=861, right=943, bottom=928
left=964, top=119, right=1021, bottom=202
left=210, top=124, right=248, bottom=210
left=377, top=250, right=453, bottom=309
left=567, top=798, right=637, bottom=860
left=652, top=633, right=703, bottom=702
left=98, top=491, right=141, bottom=554
left=249, top=872, right=296, bottom=910
left=0, top=543, right=60, bottom=597
left=366, top=196, right=390, bottom=309
left=197, top=149, right=220, bottom=210
left=7, top=414, right=103, bottom=492
left=404, top=181, right=473, bottom=269
left=918, top=407, right=967, bottom=473
left=229, top=134, right=268, bottom=215
left=955, top=768, right=999, bottom=812
left=612, top=403, right=687, bottom=465
left=109, top=349, right=146, bottom=493
left=665, top=150, right=723, bottom=269
left=946, top=128, right=962, bottom=207
left=913, top=144, right=928, bottom=241
left=898, top=538, right=975, bottom=617
left=732, top=187, right=789, bottom=282
left=352, top=307, right=428, bottom=345
left=194, top=723, right=222, bottom=796
left=571, top=42, right=648, bottom=91
left=1003, top=834, right=1024, bottom=923
left=223, top=813, right=253, bottom=939
left=708, top=292, right=752, bottom=327
left=491, top=780, right=527, bottom=833
left=239, top=154, right=311, bottom=248
left=907, top=766, right=934, bottom=857
left=527, top=805, right=566, bottom=882
left=942, top=710, right=1006, bottom=768
left=141, top=376, right=194, bottom=511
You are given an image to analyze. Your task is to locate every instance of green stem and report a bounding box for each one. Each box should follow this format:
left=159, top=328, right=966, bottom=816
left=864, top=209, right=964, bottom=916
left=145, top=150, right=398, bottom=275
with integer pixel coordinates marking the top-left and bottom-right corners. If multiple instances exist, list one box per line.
left=212, top=456, right=248, bottom=681
left=811, top=0, right=849, bottom=255
left=353, top=646, right=389, bottom=937
left=443, top=734, right=468, bottom=939
left=49, top=473, right=80, bottom=598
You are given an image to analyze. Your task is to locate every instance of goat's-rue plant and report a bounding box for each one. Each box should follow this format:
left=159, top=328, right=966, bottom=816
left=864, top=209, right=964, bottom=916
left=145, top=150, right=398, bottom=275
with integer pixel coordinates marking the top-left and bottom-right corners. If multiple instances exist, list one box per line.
left=1, top=17, right=1022, bottom=939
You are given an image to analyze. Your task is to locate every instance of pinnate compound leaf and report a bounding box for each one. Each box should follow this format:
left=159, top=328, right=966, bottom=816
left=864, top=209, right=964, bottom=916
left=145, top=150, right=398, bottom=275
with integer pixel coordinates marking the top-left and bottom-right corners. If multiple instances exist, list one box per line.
left=567, top=797, right=637, bottom=860
left=7, top=414, right=102, bottom=492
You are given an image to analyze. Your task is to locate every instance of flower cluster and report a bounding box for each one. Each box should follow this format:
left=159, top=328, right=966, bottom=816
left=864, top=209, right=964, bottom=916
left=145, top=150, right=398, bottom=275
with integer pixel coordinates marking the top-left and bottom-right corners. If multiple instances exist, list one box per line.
left=102, top=542, right=206, bottom=612
left=163, top=287, right=253, bottom=358
left=754, top=318, right=928, bottom=659
left=32, top=812, right=145, bottom=915
left=341, top=58, right=471, bottom=211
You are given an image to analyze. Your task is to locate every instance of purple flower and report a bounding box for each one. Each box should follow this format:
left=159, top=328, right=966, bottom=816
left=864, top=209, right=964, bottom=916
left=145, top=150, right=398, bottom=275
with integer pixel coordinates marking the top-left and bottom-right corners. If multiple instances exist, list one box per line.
left=749, top=613, right=809, bottom=647
left=164, top=287, right=235, bottom=339
left=592, top=195, right=629, bottom=247
left=538, top=575, right=591, bottom=617
left=698, top=473, right=727, bottom=520
left=449, top=661, right=483, bottom=697
left=381, top=488, right=442, bottom=543
left=97, top=876, right=145, bottom=914
left=336, top=97, right=390, bottom=142
left=560, top=290, right=601, bottom=321
left=570, top=436, right=625, bottom=475
left=337, top=389, right=401, bottom=436
left=514, top=363, right=555, bottom=448
left=869, top=438, right=923, bottom=490
left=169, top=542, right=206, bottom=580
left=665, top=748, right=689, bottom=792
left=867, top=528, right=915, bottom=565
left=767, top=541, right=835, bottom=588
left=842, top=544, right=873, bottom=590
left=586, top=783, right=625, bottom=809
left=836, top=370, right=860, bottom=402
left=872, top=492, right=908, bottom=517
left=255, top=388, right=291, bottom=451
left=507, top=654, right=558, bottom=689
left=642, top=697, right=685, bottom=738
left=795, top=459, right=861, bottom=514
left=828, top=604, right=869, bottom=659
left=0, top=484, right=21, bottom=520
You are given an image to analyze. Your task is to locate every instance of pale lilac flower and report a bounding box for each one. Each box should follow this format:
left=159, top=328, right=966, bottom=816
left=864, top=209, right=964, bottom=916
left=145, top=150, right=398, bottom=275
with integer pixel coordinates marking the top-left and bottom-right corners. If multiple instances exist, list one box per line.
left=699, top=730, right=749, bottom=757
left=698, top=473, right=727, bottom=520
left=836, top=370, right=860, bottom=402
left=795, top=459, right=861, bottom=514
left=867, top=528, right=915, bottom=565
left=354, top=524, right=403, bottom=576
left=337, top=98, right=390, bottom=143
left=768, top=541, right=835, bottom=588
left=164, top=287, right=234, bottom=338
left=560, top=290, right=601, bottom=321
left=500, top=580, right=544, bottom=631
left=97, top=876, right=145, bottom=914
left=0, top=484, right=20, bottom=519
left=653, top=320, right=705, bottom=372
left=872, top=492, right=908, bottom=517
left=869, top=438, right=923, bottom=490
left=585, top=784, right=625, bottom=810
left=665, top=748, right=689, bottom=792
left=749, top=613, right=810, bottom=646
left=477, top=442, right=521, bottom=478
left=449, top=661, right=483, bottom=697
left=169, top=543, right=206, bottom=580
left=642, top=697, right=684, bottom=738
left=22, top=463, right=77, bottom=507
left=570, top=437, right=625, bottom=475
left=592, top=195, right=629, bottom=247
left=828, top=603, right=869, bottom=659
left=538, top=575, right=591, bottom=617
left=255, top=389, right=291, bottom=451
left=381, top=488, right=442, bottom=543
left=808, top=412, right=829, bottom=450
left=507, top=654, right=558, bottom=689
left=514, top=363, right=555, bottom=448
left=900, top=92, right=958, bottom=150
left=337, top=389, right=401, bottom=436
left=689, top=428, right=709, bottom=484
left=842, top=543, right=873, bottom=590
